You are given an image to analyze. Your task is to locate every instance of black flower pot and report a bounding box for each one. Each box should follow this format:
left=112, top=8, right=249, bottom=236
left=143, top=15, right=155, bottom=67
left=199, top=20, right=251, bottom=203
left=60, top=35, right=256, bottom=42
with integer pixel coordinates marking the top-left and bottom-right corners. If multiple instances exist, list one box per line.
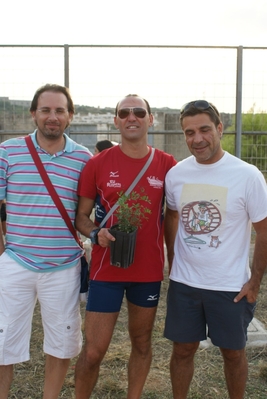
left=109, top=224, right=137, bottom=268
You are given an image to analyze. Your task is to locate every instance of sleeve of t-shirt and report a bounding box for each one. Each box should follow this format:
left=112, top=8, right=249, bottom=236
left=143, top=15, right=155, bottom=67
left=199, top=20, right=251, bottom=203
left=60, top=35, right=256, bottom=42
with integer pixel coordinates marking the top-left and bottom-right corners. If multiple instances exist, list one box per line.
left=0, top=146, right=8, bottom=200
left=165, top=166, right=178, bottom=211
left=247, top=170, right=267, bottom=223
left=77, top=158, right=97, bottom=200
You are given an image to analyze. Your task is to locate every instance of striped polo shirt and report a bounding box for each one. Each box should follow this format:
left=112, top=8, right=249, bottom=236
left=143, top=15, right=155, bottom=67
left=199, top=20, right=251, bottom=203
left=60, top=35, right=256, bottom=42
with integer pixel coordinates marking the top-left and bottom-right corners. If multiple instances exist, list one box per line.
left=0, top=130, right=91, bottom=272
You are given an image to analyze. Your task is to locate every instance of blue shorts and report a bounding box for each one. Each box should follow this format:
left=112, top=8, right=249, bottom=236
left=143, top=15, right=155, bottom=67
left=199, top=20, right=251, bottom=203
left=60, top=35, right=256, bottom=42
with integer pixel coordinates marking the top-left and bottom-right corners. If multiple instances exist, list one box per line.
left=86, top=280, right=161, bottom=312
left=164, top=281, right=256, bottom=350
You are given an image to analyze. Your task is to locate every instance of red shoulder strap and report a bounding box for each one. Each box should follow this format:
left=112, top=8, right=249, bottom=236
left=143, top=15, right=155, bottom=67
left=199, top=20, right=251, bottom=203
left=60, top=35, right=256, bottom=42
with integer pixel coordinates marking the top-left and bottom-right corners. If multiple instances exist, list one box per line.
left=25, top=135, right=80, bottom=246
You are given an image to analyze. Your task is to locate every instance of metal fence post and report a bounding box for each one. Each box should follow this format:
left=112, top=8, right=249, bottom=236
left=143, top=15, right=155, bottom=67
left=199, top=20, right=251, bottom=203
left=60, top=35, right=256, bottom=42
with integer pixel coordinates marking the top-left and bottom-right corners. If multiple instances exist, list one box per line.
left=64, top=44, right=69, bottom=88
left=235, top=45, right=243, bottom=158
left=64, top=44, right=70, bottom=135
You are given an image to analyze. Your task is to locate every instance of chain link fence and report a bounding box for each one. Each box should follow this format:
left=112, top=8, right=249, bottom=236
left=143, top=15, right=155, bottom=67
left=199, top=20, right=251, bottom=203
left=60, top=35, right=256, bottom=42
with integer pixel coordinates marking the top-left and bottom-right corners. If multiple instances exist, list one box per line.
left=0, top=45, right=266, bottom=171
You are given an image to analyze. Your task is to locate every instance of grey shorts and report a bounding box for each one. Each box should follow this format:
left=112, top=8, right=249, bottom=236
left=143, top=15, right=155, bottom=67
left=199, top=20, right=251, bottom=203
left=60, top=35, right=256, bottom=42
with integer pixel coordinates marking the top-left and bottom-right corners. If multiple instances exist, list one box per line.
left=164, top=280, right=256, bottom=350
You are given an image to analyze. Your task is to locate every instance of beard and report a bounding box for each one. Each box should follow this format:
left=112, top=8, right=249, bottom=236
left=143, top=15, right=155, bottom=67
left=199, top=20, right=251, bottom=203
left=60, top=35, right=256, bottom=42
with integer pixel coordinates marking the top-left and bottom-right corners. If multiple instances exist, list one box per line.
left=37, top=123, right=66, bottom=141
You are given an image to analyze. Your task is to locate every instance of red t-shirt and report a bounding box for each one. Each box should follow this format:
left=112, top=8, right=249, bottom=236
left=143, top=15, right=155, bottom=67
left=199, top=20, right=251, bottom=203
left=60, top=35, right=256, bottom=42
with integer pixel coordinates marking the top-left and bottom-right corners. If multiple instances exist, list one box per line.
left=78, top=145, right=177, bottom=282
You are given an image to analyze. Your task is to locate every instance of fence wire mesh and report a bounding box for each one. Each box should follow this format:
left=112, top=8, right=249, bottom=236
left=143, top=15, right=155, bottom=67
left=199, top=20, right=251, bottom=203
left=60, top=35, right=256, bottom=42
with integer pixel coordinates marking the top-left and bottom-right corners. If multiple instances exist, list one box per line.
left=0, top=45, right=267, bottom=172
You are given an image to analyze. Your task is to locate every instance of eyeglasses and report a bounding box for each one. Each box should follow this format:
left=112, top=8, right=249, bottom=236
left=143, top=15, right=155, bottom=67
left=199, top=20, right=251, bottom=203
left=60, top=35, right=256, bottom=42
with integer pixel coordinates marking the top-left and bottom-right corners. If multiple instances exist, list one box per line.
left=117, top=107, right=148, bottom=119
left=180, top=100, right=216, bottom=115
left=37, top=108, right=68, bottom=116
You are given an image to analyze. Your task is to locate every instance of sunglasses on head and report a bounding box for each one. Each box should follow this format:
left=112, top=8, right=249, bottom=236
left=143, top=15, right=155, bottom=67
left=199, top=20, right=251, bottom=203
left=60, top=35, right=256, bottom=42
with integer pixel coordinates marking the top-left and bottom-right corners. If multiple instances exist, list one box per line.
left=180, top=100, right=216, bottom=115
left=117, top=107, right=148, bottom=119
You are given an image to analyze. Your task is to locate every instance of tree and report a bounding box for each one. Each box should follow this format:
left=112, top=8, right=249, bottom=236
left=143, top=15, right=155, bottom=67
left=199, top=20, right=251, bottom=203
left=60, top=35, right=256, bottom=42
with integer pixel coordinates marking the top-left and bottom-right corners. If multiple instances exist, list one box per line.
left=223, top=105, right=267, bottom=173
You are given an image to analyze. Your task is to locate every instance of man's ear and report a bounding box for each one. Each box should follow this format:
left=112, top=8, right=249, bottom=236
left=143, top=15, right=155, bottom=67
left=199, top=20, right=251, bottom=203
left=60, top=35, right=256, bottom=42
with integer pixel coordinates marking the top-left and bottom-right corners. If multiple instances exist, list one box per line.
left=114, top=116, right=119, bottom=129
left=30, top=110, right=36, bottom=119
left=30, top=111, right=37, bottom=125
left=68, top=112, right=74, bottom=123
left=218, top=122, right=224, bottom=138
left=149, top=114, right=154, bottom=127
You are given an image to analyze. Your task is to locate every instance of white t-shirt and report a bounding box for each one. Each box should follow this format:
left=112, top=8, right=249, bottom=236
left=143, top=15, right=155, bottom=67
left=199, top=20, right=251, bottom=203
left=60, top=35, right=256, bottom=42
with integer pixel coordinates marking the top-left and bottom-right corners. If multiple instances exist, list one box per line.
left=165, top=151, right=267, bottom=291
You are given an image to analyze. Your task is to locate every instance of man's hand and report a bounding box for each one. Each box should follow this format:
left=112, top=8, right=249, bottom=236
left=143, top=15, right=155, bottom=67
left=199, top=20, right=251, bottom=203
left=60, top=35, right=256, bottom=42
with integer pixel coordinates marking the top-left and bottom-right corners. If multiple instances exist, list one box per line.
left=97, top=228, right=116, bottom=247
left=234, top=280, right=259, bottom=303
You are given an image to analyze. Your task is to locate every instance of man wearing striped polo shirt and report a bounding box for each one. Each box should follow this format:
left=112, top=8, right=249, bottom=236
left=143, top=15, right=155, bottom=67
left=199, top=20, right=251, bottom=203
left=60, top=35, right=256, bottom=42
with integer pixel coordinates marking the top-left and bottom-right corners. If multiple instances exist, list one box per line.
left=0, top=84, right=91, bottom=399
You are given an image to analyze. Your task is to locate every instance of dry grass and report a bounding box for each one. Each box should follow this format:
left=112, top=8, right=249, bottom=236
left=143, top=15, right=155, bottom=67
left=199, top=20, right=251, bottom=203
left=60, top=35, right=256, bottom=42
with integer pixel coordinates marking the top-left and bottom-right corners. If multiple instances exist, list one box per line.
left=8, top=250, right=267, bottom=399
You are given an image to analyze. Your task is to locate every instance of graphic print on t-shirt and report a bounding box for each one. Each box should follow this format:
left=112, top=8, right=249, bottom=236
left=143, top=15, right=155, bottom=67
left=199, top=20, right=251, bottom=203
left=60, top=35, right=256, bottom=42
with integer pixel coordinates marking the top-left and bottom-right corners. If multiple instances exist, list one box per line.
left=180, top=184, right=227, bottom=249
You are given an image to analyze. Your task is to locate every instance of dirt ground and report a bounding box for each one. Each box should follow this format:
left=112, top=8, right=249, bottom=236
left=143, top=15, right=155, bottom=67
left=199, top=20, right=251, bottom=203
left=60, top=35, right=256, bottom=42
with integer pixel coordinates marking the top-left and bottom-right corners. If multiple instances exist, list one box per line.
left=7, top=245, right=267, bottom=399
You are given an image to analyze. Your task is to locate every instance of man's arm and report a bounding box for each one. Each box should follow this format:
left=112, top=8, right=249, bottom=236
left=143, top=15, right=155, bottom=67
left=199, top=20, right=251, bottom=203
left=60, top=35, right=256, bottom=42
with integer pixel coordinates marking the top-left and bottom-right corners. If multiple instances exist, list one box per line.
left=164, top=206, right=179, bottom=274
left=234, top=217, right=267, bottom=303
left=75, top=196, right=115, bottom=247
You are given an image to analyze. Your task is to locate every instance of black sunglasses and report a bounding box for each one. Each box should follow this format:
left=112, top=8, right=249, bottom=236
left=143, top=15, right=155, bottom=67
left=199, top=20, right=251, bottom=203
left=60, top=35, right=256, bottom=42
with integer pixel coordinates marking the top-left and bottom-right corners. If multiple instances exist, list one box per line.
left=180, top=100, right=216, bottom=115
left=117, top=107, right=148, bottom=119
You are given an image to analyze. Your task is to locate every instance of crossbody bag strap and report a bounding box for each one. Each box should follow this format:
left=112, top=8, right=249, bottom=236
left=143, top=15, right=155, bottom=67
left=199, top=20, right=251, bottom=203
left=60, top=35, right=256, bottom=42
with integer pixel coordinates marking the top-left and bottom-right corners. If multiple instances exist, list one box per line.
left=99, top=147, right=155, bottom=228
left=25, top=135, right=80, bottom=246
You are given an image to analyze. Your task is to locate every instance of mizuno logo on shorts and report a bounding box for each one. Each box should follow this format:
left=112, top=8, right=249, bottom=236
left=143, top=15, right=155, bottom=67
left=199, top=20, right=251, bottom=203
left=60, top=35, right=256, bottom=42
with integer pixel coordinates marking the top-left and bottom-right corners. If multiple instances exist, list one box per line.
left=147, top=294, right=158, bottom=301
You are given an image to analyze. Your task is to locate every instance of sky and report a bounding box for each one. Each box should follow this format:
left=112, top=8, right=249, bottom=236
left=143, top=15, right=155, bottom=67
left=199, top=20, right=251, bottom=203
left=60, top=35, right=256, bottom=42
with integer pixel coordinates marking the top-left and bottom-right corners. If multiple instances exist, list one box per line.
left=1, top=0, right=267, bottom=113
left=2, top=0, right=266, bottom=47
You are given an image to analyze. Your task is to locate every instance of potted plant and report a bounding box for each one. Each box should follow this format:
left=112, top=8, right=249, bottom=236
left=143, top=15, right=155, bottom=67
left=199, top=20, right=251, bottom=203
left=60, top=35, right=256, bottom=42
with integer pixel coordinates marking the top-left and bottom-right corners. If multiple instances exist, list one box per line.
left=109, top=189, right=151, bottom=268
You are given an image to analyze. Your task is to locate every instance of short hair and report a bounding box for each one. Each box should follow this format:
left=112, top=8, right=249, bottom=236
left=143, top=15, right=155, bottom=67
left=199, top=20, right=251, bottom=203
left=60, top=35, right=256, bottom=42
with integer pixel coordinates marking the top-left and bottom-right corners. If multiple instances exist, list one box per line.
left=179, top=100, right=221, bottom=128
left=115, top=94, right=151, bottom=116
left=95, top=140, right=114, bottom=152
left=30, top=84, right=75, bottom=113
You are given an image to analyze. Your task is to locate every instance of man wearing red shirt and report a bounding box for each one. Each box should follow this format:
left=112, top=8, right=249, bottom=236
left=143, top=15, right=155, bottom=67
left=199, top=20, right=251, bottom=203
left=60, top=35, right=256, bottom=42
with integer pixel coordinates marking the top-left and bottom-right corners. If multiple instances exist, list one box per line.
left=74, top=94, right=177, bottom=398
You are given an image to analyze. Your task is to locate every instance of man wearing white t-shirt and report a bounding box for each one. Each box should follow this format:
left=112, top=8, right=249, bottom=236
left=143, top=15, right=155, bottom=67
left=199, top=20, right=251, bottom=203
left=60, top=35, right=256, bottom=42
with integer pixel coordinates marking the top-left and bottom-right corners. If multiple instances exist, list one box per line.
left=164, top=100, right=267, bottom=399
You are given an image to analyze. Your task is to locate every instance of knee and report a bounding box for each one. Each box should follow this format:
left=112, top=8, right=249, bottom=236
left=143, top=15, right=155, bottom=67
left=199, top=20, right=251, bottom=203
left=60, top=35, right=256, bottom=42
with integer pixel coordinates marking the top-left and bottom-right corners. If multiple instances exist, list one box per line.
left=82, top=345, right=105, bottom=368
left=220, top=348, right=246, bottom=364
left=130, top=335, right=152, bottom=358
left=172, top=342, right=199, bottom=361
